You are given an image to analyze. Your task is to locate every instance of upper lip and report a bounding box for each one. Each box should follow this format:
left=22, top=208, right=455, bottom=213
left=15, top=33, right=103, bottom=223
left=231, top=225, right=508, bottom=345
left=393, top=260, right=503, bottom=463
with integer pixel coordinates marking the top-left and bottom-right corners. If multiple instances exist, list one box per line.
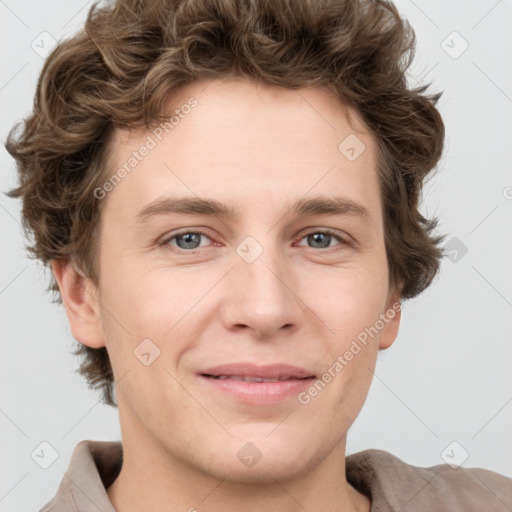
left=199, top=363, right=316, bottom=379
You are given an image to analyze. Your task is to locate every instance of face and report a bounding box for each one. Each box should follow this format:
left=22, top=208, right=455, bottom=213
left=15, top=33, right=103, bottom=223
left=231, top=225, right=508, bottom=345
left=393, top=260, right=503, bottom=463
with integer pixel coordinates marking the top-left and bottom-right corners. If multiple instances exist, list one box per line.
left=62, top=77, right=400, bottom=483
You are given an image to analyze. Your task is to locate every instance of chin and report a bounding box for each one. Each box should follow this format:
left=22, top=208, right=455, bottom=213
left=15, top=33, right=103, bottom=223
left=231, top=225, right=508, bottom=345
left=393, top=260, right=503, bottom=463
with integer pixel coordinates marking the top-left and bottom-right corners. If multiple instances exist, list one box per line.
left=202, top=435, right=327, bottom=484
left=212, top=455, right=316, bottom=486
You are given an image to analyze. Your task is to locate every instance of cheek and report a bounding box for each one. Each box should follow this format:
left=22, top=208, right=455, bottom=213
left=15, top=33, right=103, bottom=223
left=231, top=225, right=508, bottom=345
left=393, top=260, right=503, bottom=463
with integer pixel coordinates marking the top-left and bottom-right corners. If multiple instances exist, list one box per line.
left=100, top=248, right=180, bottom=327
left=98, top=259, right=212, bottom=368
left=97, top=267, right=194, bottom=404
left=301, top=254, right=388, bottom=398
left=305, top=259, right=389, bottom=338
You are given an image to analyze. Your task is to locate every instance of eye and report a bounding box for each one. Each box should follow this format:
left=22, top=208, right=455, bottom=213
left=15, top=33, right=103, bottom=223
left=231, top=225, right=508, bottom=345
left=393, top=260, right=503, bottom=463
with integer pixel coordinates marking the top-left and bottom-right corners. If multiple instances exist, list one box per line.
left=162, top=230, right=213, bottom=251
left=160, top=228, right=352, bottom=253
left=297, top=230, right=350, bottom=249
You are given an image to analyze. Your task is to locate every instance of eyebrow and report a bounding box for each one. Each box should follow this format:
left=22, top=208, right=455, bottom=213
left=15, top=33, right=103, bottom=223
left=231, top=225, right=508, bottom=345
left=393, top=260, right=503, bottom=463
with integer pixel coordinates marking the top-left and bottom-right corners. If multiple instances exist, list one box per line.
left=135, top=195, right=371, bottom=225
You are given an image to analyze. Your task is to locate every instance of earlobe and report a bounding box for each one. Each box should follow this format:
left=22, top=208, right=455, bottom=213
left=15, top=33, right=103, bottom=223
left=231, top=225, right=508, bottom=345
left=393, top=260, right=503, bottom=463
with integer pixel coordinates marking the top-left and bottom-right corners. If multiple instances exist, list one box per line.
left=378, top=292, right=402, bottom=350
left=50, top=259, right=105, bottom=349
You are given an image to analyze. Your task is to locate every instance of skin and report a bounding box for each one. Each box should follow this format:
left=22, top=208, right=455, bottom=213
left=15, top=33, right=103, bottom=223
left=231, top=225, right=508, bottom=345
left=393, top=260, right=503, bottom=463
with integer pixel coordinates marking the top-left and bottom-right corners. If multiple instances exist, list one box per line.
left=52, top=77, right=401, bottom=512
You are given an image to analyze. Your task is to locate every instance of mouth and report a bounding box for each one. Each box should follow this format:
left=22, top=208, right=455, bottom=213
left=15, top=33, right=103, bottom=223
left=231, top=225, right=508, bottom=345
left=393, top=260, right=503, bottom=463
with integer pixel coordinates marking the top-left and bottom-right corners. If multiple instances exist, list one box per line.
left=202, top=374, right=313, bottom=382
left=198, top=362, right=316, bottom=380
left=197, top=363, right=316, bottom=405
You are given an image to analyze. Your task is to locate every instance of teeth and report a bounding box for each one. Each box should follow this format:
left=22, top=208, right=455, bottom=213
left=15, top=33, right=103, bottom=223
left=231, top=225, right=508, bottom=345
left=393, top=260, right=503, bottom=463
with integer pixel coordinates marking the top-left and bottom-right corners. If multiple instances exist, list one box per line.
left=243, top=376, right=280, bottom=383
left=212, top=375, right=292, bottom=382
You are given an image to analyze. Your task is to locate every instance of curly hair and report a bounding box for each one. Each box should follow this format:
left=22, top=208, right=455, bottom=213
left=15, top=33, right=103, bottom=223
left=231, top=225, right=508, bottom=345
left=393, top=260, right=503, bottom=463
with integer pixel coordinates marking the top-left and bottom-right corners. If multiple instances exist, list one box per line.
left=5, top=0, right=445, bottom=407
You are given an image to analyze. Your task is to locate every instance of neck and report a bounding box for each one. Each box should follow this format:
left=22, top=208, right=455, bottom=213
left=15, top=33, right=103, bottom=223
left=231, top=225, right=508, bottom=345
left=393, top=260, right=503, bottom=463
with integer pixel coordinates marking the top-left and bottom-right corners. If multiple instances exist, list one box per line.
left=107, top=436, right=370, bottom=512
left=107, top=400, right=370, bottom=512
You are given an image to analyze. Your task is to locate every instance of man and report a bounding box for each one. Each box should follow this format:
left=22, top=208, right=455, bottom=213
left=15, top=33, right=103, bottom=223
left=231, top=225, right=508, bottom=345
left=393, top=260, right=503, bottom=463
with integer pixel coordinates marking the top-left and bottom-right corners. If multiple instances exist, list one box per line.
left=5, top=0, right=511, bottom=510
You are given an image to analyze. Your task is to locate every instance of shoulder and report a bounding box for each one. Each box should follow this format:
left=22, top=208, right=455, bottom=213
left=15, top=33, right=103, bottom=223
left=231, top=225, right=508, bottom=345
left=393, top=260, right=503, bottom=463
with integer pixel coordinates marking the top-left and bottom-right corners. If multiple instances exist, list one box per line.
left=346, top=449, right=512, bottom=511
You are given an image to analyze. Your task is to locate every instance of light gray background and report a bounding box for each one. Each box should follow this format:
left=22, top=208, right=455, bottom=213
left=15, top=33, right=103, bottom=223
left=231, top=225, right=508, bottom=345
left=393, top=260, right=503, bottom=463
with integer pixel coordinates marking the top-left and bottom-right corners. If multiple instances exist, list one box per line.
left=1, top=0, right=511, bottom=510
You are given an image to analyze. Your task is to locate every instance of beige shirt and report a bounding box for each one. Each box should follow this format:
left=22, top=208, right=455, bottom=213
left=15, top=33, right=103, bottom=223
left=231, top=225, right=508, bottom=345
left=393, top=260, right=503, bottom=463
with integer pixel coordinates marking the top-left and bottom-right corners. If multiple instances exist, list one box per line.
left=40, top=440, right=512, bottom=511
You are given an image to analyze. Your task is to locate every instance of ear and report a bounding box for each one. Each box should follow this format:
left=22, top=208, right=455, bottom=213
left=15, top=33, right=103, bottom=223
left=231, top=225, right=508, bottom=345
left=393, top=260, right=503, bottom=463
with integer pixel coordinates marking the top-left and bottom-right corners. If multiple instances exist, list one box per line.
left=51, top=259, right=105, bottom=348
left=378, top=288, right=402, bottom=350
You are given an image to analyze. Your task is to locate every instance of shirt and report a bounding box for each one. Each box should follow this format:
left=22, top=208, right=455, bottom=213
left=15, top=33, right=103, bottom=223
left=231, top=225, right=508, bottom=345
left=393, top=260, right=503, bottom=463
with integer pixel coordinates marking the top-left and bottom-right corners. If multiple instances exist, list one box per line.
left=40, top=439, right=512, bottom=511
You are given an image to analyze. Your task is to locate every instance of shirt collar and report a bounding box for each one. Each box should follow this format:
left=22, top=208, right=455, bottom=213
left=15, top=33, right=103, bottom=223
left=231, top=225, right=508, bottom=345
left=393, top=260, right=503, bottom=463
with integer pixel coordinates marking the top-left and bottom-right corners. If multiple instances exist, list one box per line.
left=41, top=440, right=121, bottom=512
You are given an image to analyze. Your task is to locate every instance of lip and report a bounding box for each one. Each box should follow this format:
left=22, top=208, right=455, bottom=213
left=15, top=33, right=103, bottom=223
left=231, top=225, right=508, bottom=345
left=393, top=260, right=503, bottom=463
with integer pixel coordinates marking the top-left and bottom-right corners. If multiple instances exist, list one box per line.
left=197, top=363, right=316, bottom=405
left=198, top=363, right=315, bottom=380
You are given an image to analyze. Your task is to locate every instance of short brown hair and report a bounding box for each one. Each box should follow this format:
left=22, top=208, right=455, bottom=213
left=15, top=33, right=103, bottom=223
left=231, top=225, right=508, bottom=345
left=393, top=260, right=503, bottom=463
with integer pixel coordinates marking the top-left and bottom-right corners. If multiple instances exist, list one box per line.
left=5, top=0, right=445, bottom=407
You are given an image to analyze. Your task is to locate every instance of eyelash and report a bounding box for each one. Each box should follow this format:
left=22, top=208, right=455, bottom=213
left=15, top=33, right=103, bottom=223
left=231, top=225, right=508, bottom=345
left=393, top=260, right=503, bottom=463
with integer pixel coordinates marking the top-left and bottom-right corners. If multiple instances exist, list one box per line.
left=160, top=228, right=353, bottom=252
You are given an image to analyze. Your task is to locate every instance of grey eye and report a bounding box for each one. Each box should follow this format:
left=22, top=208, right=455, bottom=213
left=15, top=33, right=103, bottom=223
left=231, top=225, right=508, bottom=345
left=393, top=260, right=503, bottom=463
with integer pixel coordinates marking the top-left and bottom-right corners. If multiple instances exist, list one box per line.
left=305, top=232, right=336, bottom=248
left=173, top=232, right=206, bottom=250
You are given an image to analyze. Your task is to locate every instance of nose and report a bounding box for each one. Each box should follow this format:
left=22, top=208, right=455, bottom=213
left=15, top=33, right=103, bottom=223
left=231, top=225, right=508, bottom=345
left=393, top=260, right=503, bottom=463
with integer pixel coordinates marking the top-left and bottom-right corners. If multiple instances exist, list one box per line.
left=219, top=241, right=304, bottom=340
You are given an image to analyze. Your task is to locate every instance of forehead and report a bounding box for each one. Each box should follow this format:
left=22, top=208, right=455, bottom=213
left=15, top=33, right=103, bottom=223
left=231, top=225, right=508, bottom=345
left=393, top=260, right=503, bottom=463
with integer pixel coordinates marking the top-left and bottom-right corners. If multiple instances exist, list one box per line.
left=102, top=78, right=380, bottom=222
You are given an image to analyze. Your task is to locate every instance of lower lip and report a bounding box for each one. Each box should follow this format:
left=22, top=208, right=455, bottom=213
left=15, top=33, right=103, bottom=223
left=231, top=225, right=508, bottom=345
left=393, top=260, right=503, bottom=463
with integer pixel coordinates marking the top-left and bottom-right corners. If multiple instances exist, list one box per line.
left=198, top=375, right=315, bottom=405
